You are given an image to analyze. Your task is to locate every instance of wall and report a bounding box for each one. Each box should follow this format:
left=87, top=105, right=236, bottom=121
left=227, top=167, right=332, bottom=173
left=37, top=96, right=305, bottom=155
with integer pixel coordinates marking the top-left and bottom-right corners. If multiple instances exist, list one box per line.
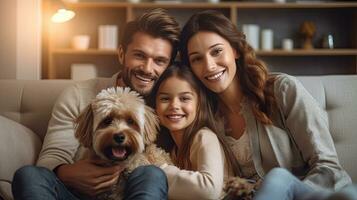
left=16, top=0, right=42, bottom=80
left=0, top=0, right=17, bottom=79
left=0, top=0, right=41, bottom=80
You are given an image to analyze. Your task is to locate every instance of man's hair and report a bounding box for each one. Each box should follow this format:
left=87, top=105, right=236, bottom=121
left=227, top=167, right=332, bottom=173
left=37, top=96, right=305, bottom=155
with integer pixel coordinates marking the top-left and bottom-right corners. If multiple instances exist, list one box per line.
left=120, top=8, right=180, bottom=63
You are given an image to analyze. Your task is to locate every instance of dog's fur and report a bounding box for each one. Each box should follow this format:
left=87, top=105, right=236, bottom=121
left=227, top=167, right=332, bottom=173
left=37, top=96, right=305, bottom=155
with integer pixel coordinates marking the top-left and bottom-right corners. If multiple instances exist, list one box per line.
left=222, top=177, right=262, bottom=200
left=74, top=87, right=172, bottom=200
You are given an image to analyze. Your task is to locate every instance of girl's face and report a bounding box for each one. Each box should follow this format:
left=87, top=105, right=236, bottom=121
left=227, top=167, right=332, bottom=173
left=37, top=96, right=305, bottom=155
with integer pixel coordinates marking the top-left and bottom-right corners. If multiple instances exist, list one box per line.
left=156, top=76, right=198, bottom=135
left=187, top=31, right=238, bottom=93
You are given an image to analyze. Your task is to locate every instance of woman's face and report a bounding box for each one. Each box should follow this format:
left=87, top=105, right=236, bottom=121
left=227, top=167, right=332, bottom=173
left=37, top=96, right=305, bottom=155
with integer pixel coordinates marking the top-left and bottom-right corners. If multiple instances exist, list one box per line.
left=187, top=31, right=238, bottom=93
left=155, top=76, right=198, bottom=136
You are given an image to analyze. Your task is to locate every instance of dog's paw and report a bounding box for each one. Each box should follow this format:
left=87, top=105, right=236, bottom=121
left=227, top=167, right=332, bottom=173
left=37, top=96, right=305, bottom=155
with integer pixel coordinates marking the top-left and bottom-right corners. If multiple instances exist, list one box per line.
left=223, top=177, right=259, bottom=200
left=145, top=144, right=173, bottom=166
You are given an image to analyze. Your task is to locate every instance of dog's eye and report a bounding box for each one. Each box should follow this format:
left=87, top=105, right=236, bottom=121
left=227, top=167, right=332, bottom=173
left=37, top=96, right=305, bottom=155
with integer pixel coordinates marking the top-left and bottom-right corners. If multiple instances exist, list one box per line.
left=103, top=117, right=113, bottom=125
left=126, top=118, right=135, bottom=125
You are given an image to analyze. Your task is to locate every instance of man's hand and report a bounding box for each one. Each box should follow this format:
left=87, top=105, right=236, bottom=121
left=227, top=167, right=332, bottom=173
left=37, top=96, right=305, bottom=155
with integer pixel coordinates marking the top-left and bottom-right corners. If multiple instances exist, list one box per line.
left=55, top=159, right=124, bottom=197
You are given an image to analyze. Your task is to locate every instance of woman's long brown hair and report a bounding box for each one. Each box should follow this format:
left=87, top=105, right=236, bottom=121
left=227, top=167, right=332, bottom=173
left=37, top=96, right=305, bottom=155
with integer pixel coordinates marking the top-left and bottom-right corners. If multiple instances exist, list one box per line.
left=179, top=10, right=277, bottom=125
left=149, top=63, right=242, bottom=176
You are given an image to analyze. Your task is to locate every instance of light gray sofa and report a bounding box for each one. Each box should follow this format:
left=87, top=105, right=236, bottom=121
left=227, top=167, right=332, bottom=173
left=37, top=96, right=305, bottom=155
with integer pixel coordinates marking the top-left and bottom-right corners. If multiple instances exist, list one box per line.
left=1, top=75, right=357, bottom=200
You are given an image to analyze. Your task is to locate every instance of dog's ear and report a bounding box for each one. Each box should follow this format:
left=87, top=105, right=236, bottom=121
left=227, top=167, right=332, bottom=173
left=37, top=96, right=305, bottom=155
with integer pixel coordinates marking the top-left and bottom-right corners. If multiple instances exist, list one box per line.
left=74, top=104, right=94, bottom=148
left=143, top=105, right=159, bottom=144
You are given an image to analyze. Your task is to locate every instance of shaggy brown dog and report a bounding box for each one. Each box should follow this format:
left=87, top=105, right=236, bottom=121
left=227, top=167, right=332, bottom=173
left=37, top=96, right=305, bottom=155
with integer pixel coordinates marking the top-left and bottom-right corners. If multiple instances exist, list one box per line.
left=75, top=87, right=171, bottom=200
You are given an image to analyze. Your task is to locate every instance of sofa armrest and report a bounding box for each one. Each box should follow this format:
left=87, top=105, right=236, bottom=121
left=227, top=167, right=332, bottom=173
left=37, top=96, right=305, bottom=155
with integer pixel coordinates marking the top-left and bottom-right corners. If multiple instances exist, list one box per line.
left=0, top=115, right=42, bottom=200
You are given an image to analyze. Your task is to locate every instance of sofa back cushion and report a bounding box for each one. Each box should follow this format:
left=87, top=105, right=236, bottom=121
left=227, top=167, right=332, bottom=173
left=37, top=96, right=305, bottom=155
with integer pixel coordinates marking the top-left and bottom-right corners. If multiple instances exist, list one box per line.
left=0, top=115, right=42, bottom=200
left=297, top=75, right=357, bottom=182
left=0, top=80, right=76, bottom=141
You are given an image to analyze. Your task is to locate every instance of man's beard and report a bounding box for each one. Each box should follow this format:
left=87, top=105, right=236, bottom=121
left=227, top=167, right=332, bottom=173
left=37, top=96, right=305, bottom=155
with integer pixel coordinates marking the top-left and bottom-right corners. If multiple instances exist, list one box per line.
left=121, top=63, right=157, bottom=96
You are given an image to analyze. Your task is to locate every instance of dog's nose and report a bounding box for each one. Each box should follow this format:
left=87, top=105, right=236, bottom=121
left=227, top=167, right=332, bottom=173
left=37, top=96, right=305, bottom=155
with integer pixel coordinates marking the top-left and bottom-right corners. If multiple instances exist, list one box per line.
left=113, top=134, right=125, bottom=144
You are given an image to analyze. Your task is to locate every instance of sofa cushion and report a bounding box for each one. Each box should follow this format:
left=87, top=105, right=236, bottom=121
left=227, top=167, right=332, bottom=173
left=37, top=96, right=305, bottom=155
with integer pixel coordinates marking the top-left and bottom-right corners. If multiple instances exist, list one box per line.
left=0, top=80, right=76, bottom=141
left=0, top=115, right=41, bottom=200
left=297, top=75, right=357, bottom=182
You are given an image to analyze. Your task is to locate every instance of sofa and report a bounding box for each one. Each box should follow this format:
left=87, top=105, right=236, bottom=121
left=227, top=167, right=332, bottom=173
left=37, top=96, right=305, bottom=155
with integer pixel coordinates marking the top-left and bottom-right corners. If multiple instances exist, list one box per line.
left=1, top=75, right=357, bottom=200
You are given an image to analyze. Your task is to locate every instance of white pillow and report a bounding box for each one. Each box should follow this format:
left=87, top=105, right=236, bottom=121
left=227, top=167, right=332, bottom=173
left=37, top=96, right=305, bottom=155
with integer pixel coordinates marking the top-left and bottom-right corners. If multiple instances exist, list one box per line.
left=0, top=115, right=42, bottom=199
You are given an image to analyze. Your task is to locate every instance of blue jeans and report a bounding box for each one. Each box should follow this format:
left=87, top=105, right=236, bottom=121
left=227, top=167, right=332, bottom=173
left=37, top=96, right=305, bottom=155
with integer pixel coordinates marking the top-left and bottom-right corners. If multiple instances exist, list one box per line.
left=12, top=165, right=168, bottom=200
left=254, top=168, right=357, bottom=200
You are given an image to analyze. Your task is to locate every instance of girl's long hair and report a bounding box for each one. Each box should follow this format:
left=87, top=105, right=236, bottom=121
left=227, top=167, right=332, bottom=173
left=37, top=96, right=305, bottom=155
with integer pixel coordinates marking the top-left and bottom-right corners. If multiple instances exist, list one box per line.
left=149, top=63, right=242, bottom=176
left=179, top=10, right=277, bottom=125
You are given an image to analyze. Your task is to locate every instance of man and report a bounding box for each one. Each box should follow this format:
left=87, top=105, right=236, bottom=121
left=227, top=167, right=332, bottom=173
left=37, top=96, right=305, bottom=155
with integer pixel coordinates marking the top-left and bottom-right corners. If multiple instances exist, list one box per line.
left=12, top=8, right=180, bottom=200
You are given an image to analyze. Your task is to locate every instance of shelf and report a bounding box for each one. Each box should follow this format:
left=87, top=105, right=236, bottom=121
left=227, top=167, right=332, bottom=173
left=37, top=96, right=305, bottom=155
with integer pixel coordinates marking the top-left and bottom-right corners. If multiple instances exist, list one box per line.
left=131, top=2, right=232, bottom=8
left=234, top=2, right=357, bottom=9
left=257, top=49, right=357, bottom=56
left=65, top=2, right=229, bottom=8
left=52, top=49, right=118, bottom=55
left=65, top=2, right=130, bottom=8
left=65, top=2, right=357, bottom=9
left=52, top=48, right=357, bottom=56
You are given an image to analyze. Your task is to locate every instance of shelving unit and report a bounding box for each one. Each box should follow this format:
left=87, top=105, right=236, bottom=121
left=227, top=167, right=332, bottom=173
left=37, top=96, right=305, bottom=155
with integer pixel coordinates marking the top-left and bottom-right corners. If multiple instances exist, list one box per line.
left=43, top=1, right=357, bottom=79
left=257, top=49, right=357, bottom=56
left=52, top=48, right=357, bottom=56
left=52, top=48, right=118, bottom=55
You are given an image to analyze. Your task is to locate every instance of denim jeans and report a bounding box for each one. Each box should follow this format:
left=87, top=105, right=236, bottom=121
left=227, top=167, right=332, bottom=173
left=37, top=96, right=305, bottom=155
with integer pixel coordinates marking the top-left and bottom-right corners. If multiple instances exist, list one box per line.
left=254, top=168, right=357, bottom=200
left=12, top=165, right=168, bottom=200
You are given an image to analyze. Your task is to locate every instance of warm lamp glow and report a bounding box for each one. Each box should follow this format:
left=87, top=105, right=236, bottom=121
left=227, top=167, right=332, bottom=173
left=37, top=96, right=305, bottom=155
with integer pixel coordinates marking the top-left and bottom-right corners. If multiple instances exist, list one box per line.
left=51, top=9, right=75, bottom=23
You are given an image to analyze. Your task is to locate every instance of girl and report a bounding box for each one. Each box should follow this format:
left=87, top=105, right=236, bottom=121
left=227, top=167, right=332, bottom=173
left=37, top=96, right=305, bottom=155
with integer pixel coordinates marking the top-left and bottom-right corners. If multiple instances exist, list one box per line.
left=149, top=63, right=241, bottom=199
left=179, top=10, right=353, bottom=200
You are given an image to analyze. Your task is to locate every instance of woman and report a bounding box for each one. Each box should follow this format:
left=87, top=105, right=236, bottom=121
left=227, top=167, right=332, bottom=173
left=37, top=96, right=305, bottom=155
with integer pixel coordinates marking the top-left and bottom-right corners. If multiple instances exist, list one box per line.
left=179, top=10, right=352, bottom=199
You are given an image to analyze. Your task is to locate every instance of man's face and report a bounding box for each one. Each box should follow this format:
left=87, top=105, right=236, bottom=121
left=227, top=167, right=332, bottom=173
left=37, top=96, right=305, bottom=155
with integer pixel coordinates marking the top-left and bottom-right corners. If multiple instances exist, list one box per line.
left=119, top=32, right=173, bottom=96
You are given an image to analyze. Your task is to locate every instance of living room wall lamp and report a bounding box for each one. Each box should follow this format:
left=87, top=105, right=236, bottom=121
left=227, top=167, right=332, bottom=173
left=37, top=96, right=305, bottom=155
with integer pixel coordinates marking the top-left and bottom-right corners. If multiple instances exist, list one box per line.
left=51, top=1, right=75, bottom=23
left=51, top=8, right=75, bottom=23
